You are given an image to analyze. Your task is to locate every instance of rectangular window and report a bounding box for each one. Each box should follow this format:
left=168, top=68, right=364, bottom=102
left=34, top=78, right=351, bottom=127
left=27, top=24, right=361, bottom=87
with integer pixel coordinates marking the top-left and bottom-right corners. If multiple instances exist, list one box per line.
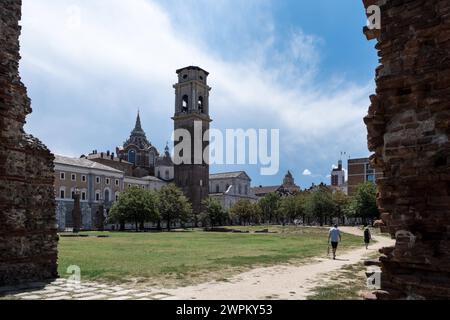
left=60, top=172, right=65, bottom=180
left=115, top=179, right=119, bottom=186
left=60, top=190, right=65, bottom=199
left=81, top=192, right=86, bottom=201
left=71, top=174, right=76, bottom=181
left=106, top=178, right=110, bottom=185
left=96, top=177, right=100, bottom=184
left=96, top=193, right=100, bottom=201
left=82, top=175, right=86, bottom=182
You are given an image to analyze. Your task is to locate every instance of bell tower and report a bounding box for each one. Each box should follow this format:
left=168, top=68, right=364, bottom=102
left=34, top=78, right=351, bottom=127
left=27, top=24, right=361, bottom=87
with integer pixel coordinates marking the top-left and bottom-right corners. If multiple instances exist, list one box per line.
left=172, top=66, right=212, bottom=216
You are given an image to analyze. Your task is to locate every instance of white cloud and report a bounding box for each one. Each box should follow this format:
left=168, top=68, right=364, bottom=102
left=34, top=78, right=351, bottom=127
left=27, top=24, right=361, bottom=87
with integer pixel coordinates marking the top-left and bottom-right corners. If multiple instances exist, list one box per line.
left=19, top=0, right=372, bottom=181
left=303, top=169, right=312, bottom=176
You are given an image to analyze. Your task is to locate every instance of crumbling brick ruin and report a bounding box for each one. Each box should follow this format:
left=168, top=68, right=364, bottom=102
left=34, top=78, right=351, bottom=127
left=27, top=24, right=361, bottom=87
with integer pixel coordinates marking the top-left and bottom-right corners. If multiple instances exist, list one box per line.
left=363, top=0, right=450, bottom=299
left=0, top=0, right=58, bottom=285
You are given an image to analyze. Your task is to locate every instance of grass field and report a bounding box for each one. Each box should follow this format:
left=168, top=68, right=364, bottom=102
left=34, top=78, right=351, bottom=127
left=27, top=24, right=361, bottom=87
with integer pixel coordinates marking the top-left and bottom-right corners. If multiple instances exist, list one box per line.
left=58, top=226, right=363, bottom=286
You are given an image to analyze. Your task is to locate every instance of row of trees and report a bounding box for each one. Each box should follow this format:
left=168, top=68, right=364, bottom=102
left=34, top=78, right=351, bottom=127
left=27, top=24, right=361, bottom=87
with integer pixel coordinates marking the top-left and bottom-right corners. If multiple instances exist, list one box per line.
left=109, top=182, right=379, bottom=231
left=220, top=182, right=379, bottom=227
left=109, top=184, right=192, bottom=231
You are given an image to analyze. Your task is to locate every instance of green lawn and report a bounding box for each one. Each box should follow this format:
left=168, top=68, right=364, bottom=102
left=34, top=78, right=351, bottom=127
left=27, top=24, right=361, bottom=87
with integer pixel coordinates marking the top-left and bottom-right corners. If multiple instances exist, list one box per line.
left=58, top=226, right=363, bottom=286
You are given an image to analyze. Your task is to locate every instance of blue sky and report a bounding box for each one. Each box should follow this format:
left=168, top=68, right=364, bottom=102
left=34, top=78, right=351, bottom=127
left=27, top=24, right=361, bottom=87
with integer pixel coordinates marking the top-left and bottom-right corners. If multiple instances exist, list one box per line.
left=20, top=0, right=377, bottom=188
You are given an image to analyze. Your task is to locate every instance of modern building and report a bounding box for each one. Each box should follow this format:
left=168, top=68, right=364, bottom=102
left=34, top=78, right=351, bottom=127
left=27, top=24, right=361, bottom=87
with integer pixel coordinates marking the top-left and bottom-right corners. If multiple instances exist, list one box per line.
left=252, top=171, right=301, bottom=198
left=209, top=171, right=256, bottom=210
left=330, top=160, right=348, bottom=194
left=347, top=157, right=382, bottom=196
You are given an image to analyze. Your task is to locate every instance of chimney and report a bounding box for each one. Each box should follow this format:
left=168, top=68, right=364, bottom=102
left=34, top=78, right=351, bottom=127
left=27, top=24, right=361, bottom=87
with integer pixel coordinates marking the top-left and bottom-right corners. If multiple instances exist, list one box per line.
left=107, top=150, right=110, bottom=156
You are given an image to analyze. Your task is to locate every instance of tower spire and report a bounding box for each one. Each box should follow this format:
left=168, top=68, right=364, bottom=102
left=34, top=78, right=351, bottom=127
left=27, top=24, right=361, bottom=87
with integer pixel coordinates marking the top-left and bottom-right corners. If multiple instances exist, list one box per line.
left=132, top=110, right=144, bottom=134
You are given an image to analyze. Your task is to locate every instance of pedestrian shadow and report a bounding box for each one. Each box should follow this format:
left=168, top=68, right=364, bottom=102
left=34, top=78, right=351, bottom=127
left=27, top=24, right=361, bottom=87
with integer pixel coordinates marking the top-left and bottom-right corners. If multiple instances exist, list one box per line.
left=333, top=258, right=350, bottom=261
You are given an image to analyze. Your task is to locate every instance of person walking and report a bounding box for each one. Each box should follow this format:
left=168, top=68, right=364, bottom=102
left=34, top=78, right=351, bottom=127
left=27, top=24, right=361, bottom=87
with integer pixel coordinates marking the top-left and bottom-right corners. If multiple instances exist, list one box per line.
left=328, top=224, right=341, bottom=260
left=364, top=225, right=372, bottom=250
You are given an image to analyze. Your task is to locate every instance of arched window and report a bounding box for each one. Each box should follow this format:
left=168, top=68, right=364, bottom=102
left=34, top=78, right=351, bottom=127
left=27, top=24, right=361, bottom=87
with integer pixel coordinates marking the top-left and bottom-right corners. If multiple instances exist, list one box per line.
left=104, top=189, right=110, bottom=202
left=216, top=185, right=220, bottom=193
left=198, top=96, right=204, bottom=113
left=149, top=151, right=155, bottom=167
left=128, top=150, right=136, bottom=165
left=182, top=95, right=189, bottom=112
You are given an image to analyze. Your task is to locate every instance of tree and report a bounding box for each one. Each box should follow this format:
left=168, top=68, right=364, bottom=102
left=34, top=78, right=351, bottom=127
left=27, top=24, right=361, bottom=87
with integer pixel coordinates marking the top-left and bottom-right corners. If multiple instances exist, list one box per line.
left=230, top=199, right=259, bottom=225
left=350, top=182, right=379, bottom=224
left=332, top=190, right=351, bottom=225
left=109, top=187, right=159, bottom=231
left=305, top=187, right=335, bottom=226
left=158, top=184, right=193, bottom=231
left=200, top=197, right=229, bottom=228
left=258, top=192, right=280, bottom=224
left=277, top=195, right=305, bottom=225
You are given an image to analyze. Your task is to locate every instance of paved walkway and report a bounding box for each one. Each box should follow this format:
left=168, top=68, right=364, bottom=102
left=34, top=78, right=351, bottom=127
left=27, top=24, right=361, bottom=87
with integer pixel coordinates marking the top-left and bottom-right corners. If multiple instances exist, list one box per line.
left=0, top=278, right=172, bottom=301
left=0, top=227, right=394, bottom=300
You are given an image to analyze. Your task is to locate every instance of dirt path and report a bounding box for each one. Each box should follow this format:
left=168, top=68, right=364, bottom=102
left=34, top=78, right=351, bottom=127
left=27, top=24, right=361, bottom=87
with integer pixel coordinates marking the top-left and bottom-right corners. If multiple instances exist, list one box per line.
left=161, top=227, right=394, bottom=300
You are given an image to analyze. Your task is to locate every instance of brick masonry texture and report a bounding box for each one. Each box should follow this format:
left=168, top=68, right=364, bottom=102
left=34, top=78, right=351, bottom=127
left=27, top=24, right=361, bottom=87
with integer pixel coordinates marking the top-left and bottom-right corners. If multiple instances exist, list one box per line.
left=0, top=0, right=58, bottom=285
left=363, top=0, right=450, bottom=299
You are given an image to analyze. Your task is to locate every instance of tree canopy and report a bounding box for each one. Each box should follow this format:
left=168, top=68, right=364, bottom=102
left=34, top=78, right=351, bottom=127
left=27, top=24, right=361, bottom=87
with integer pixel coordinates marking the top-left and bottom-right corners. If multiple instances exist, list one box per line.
left=158, top=184, right=193, bottom=231
left=199, top=197, right=229, bottom=228
left=109, top=187, right=159, bottom=231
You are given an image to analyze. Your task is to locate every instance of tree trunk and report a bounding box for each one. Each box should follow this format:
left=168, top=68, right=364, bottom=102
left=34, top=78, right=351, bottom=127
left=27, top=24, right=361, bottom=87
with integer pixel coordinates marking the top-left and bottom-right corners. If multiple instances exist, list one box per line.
left=120, top=221, right=125, bottom=231
left=167, top=218, right=171, bottom=231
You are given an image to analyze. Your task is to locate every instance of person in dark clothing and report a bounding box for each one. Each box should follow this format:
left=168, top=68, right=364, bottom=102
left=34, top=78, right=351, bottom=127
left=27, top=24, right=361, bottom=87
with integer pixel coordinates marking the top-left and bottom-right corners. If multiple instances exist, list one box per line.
left=364, top=225, right=372, bottom=250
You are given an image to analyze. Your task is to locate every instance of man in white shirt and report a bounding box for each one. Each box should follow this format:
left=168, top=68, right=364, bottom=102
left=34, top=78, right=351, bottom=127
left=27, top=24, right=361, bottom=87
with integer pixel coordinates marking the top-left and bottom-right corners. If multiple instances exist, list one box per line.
left=328, top=224, right=342, bottom=260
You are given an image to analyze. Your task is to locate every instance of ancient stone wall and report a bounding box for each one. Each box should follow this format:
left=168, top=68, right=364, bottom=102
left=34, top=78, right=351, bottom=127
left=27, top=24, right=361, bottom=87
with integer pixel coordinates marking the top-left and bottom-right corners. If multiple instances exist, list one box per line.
left=363, top=0, right=450, bottom=299
left=0, top=0, right=58, bottom=285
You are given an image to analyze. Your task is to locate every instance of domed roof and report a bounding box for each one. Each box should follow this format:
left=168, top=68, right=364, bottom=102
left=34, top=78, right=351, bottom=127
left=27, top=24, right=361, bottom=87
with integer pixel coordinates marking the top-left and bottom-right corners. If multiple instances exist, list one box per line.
left=123, top=112, right=152, bottom=150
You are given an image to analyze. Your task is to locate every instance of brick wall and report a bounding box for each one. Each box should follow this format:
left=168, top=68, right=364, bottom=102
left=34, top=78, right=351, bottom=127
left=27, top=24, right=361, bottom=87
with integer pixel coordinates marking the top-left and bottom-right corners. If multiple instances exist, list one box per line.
left=0, top=0, right=58, bottom=285
left=363, top=0, right=450, bottom=299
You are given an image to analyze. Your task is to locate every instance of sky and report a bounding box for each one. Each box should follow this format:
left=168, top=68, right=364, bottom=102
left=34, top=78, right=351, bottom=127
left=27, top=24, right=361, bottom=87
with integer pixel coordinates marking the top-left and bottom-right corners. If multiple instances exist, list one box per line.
left=20, top=0, right=378, bottom=189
